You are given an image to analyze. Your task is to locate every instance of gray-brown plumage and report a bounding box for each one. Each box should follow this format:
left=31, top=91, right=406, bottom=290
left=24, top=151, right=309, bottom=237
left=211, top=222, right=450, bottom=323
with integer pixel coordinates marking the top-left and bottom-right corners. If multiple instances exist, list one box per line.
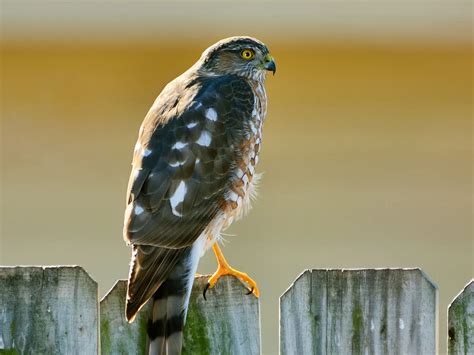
left=123, top=36, right=275, bottom=354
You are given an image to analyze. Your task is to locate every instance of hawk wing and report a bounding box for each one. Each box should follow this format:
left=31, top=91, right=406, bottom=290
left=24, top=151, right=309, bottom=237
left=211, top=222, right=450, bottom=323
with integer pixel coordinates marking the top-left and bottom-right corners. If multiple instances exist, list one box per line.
left=124, top=74, right=254, bottom=249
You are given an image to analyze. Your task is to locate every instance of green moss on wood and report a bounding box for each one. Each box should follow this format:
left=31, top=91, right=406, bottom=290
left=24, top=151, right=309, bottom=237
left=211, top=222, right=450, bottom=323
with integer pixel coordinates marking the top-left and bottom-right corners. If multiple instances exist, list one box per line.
left=449, top=299, right=473, bottom=352
left=137, top=313, right=149, bottom=355
left=351, top=305, right=363, bottom=353
left=0, top=349, right=20, bottom=355
left=311, top=314, right=321, bottom=351
left=10, top=319, right=16, bottom=339
left=182, top=302, right=211, bottom=354
left=101, top=318, right=111, bottom=354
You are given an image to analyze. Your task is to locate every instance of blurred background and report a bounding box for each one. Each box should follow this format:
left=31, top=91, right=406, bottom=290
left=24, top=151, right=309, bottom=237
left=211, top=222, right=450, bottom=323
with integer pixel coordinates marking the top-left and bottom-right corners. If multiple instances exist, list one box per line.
left=1, top=1, right=472, bottom=353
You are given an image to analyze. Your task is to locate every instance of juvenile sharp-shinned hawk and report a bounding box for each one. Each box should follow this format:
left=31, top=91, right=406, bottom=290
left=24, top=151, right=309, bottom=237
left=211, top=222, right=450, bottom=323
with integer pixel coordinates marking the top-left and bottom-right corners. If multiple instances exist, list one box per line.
left=123, top=36, right=275, bottom=354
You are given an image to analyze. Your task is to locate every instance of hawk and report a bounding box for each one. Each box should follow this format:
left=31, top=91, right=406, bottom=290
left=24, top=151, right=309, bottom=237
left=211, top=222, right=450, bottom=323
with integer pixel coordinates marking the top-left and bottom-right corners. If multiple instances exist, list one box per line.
left=123, top=36, right=275, bottom=354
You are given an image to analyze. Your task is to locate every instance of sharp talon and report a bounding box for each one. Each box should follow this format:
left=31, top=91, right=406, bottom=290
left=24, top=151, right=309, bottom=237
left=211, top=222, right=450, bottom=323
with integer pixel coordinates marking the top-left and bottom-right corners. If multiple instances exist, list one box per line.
left=203, top=282, right=210, bottom=301
left=246, top=287, right=254, bottom=295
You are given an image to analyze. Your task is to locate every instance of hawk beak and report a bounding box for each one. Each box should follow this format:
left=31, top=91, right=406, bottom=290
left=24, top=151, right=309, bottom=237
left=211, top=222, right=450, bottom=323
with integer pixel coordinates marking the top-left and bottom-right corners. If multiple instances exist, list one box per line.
left=264, top=55, right=276, bottom=75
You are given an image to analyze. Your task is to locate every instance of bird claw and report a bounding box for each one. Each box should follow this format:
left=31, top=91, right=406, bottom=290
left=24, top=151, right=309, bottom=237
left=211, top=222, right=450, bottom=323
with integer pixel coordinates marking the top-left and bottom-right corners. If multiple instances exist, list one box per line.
left=203, top=282, right=210, bottom=301
left=204, top=282, right=255, bottom=300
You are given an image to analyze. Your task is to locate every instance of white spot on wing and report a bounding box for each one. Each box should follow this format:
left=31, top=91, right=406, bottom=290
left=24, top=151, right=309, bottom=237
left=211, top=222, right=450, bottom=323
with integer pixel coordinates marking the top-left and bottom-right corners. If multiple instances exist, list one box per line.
left=399, top=318, right=405, bottom=330
left=170, top=181, right=187, bottom=217
left=169, top=161, right=185, bottom=167
left=194, top=102, right=203, bottom=109
left=205, top=108, right=218, bottom=121
left=187, top=122, right=198, bottom=128
left=134, top=205, right=144, bottom=215
left=143, top=149, right=152, bottom=157
left=196, top=131, right=212, bottom=147
left=172, top=141, right=187, bottom=149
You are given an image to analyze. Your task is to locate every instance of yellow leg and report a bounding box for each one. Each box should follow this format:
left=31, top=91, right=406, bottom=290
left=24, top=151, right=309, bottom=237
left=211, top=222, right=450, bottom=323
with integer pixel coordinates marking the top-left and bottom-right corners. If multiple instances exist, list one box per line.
left=204, top=243, right=260, bottom=299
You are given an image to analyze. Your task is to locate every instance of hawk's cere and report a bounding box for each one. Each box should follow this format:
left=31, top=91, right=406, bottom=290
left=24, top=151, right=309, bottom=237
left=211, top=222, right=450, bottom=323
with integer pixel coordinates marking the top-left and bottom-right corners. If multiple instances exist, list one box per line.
left=123, top=36, right=275, bottom=354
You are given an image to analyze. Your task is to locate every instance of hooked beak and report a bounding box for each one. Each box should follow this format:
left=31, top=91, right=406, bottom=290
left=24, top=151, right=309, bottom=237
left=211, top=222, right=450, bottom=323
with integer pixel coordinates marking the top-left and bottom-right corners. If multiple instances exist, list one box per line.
left=263, top=54, right=276, bottom=75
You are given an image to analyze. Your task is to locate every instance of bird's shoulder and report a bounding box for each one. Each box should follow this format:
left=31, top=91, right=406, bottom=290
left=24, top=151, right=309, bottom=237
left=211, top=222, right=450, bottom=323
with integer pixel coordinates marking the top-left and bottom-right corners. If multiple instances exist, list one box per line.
left=141, top=73, right=254, bottom=137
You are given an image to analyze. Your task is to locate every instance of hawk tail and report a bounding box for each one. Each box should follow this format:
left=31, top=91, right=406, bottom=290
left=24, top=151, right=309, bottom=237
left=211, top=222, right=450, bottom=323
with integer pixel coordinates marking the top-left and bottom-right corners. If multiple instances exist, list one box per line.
left=146, top=237, right=205, bottom=355
left=126, top=245, right=189, bottom=323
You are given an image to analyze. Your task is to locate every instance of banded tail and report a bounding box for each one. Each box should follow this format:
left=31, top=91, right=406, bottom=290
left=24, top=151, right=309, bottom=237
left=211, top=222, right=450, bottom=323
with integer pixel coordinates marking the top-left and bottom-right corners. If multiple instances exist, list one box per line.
left=126, top=236, right=205, bottom=355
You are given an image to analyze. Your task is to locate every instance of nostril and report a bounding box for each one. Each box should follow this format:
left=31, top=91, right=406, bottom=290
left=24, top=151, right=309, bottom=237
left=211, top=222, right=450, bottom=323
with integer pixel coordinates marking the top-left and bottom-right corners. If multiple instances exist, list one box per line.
left=263, top=55, right=273, bottom=63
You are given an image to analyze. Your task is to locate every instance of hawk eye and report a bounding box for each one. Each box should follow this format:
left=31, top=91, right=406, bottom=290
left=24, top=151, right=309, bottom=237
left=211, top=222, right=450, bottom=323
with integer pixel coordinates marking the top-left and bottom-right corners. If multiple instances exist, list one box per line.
left=240, top=49, right=255, bottom=60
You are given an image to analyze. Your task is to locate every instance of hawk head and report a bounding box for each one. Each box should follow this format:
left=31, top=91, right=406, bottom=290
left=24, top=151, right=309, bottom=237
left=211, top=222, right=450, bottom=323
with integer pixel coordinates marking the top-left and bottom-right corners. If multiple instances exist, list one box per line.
left=196, top=36, right=276, bottom=81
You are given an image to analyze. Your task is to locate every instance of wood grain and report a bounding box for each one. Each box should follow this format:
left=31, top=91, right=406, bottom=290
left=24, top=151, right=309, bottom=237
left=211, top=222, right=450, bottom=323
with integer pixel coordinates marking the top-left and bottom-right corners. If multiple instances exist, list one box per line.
left=99, top=275, right=261, bottom=355
left=0, top=266, right=98, bottom=354
left=280, top=269, right=437, bottom=355
left=100, top=280, right=150, bottom=355
left=448, top=279, right=473, bottom=354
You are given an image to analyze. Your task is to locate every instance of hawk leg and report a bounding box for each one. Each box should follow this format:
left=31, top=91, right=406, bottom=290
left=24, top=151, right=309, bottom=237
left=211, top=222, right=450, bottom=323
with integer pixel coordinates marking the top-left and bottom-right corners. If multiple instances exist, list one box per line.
left=203, top=243, right=260, bottom=300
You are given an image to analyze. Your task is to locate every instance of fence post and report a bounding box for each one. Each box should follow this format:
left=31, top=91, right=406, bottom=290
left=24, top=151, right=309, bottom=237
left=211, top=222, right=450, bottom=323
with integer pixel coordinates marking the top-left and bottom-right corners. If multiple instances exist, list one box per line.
left=0, top=266, right=98, bottom=354
left=100, top=275, right=261, bottom=355
left=448, top=279, right=474, bottom=354
left=280, top=268, right=437, bottom=354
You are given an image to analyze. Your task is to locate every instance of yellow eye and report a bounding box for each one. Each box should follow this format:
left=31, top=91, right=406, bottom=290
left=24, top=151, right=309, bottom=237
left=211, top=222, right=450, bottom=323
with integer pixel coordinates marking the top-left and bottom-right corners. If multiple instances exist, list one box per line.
left=240, top=49, right=255, bottom=60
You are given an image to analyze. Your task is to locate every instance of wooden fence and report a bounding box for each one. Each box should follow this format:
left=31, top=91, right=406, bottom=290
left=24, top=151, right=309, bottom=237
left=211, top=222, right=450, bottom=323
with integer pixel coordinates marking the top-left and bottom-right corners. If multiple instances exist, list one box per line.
left=0, top=266, right=472, bottom=354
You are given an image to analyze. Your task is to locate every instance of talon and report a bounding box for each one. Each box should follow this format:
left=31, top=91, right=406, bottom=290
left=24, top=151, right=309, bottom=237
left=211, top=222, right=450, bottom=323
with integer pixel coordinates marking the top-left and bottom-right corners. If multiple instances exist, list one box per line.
left=203, top=282, right=210, bottom=301
left=206, top=243, right=261, bottom=298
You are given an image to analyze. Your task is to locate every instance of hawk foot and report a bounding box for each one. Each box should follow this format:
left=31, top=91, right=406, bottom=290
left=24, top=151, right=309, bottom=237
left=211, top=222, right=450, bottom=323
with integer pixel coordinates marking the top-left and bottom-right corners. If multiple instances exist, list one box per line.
left=203, top=243, right=260, bottom=300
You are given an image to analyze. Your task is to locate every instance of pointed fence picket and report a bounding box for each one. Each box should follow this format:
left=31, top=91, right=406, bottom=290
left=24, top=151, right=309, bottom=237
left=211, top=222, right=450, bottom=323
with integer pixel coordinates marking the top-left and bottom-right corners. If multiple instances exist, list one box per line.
left=280, top=269, right=437, bottom=354
left=0, top=266, right=98, bottom=354
left=0, top=266, right=472, bottom=354
left=99, top=276, right=261, bottom=355
left=100, top=280, right=150, bottom=355
left=448, top=279, right=474, bottom=355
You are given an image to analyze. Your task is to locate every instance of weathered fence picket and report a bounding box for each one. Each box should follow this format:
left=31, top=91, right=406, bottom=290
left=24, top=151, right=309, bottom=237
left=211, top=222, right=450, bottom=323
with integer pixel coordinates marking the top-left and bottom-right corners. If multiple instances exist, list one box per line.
left=280, top=269, right=438, bottom=355
left=183, top=276, right=261, bottom=354
left=0, top=266, right=98, bottom=354
left=100, top=280, right=150, bottom=354
left=448, top=279, right=474, bottom=354
left=100, top=275, right=261, bottom=355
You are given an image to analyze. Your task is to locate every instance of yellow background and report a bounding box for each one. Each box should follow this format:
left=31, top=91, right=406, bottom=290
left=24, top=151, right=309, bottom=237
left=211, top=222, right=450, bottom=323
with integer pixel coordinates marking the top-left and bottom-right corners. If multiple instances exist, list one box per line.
left=1, top=2, right=472, bottom=353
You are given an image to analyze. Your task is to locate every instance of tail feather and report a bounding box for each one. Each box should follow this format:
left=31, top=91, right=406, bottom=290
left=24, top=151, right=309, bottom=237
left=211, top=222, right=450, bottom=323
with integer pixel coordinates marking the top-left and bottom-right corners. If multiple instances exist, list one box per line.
left=126, top=245, right=190, bottom=322
left=148, top=281, right=186, bottom=355
left=146, top=235, right=205, bottom=355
